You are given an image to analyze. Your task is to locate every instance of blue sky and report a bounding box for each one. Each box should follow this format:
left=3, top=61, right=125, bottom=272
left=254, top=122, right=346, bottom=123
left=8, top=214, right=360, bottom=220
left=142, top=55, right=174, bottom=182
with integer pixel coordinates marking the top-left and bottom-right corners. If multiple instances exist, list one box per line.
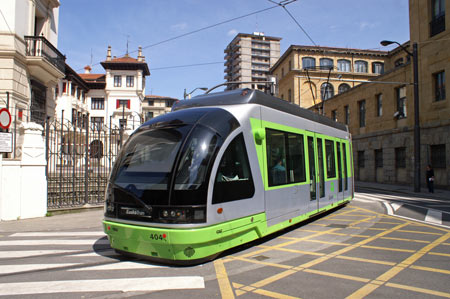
left=58, top=0, right=410, bottom=100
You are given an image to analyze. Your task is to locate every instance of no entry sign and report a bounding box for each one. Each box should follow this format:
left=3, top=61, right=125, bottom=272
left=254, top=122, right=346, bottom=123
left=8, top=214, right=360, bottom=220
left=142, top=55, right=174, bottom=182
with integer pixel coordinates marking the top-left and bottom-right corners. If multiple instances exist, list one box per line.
left=0, top=108, right=11, bottom=130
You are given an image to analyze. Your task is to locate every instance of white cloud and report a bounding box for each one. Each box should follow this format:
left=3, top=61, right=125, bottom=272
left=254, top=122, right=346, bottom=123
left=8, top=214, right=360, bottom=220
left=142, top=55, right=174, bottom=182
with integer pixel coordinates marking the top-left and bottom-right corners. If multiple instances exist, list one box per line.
left=227, top=29, right=238, bottom=36
left=171, top=22, right=187, bottom=31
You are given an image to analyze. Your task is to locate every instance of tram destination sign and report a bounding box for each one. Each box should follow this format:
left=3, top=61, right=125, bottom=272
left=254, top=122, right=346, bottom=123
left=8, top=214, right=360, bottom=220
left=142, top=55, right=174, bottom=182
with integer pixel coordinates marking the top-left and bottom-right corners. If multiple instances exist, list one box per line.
left=0, top=132, right=12, bottom=153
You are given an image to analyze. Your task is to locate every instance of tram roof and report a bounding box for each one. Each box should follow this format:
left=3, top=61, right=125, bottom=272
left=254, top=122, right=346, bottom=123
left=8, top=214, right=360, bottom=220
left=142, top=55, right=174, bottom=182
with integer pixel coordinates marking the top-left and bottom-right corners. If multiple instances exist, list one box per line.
left=172, top=89, right=348, bottom=132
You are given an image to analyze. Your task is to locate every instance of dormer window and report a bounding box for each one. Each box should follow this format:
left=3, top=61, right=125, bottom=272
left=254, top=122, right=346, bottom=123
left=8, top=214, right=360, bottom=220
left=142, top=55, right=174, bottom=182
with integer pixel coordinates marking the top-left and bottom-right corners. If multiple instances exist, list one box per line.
left=126, top=76, right=134, bottom=87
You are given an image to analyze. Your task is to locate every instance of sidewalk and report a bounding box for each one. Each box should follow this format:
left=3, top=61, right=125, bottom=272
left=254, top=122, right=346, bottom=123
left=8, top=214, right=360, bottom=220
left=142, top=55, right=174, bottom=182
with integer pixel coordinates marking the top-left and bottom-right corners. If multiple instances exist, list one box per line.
left=356, top=180, right=450, bottom=200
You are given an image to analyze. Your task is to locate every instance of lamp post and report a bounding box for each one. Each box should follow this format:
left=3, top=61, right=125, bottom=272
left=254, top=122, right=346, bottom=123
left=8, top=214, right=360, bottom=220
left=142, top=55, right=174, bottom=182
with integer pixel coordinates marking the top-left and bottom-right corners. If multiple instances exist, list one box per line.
left=381, top=40, right=420, bottom=192
left=184, top=87, right=208, bottom=100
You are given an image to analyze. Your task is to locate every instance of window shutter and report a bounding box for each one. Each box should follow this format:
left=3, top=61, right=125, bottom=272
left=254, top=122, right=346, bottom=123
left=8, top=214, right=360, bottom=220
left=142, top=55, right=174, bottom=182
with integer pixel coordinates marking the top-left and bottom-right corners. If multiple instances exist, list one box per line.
left=127, top=100, right=130, bottom=109
left=116, top=100, right=120, bottom=109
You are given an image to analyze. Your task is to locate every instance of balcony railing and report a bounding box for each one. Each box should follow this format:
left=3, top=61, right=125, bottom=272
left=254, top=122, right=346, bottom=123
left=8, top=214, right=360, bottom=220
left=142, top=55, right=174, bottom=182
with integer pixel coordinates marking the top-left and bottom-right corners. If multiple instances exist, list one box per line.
left=430, top=14, right=445, bottom=37
left=25, top=36, right=65, bottom=73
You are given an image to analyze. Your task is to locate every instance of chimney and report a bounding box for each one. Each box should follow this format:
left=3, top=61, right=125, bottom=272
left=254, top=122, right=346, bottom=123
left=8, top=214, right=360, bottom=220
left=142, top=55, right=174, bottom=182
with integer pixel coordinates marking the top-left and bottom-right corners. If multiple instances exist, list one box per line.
left=84, top=65, right=92, bottom=74
left=138, top=46, right=143, bottom=62
left=106, top=45, right=112, bottom=61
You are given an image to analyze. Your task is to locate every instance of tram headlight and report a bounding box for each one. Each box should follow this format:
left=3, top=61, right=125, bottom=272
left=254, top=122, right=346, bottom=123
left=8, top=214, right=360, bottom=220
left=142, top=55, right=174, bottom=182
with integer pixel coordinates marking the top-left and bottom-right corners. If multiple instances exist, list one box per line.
left=162, top=210, right=169, bottom=218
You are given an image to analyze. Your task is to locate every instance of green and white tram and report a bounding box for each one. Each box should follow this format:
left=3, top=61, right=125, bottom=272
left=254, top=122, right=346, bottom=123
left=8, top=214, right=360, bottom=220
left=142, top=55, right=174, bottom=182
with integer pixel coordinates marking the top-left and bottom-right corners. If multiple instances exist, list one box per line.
left=103, top=89, right=354, bottom=264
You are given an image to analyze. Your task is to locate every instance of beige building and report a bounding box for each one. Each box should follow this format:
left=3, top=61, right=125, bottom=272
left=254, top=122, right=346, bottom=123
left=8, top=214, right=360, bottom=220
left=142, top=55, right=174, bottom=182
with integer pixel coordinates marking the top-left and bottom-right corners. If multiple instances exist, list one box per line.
left=271, top=45, right=387, bottom=109
left=224, top=32, right=281, bottom=91
left=142, top=95, right=178, bottom=122
left=311, top=0, right=449, bottom=189
left=0, top=0, right=64, bottom=129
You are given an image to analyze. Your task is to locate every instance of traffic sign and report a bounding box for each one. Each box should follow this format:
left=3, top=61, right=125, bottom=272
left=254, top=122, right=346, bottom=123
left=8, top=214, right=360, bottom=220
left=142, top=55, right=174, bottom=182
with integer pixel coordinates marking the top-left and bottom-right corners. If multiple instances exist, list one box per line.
left=0, top=108, right=11, bottom=130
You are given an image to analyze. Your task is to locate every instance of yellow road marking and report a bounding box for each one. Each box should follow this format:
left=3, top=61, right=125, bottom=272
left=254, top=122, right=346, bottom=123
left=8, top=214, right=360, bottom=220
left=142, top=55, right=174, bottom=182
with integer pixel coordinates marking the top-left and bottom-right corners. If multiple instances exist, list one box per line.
left=347, top=232, right=450, bottom=299
left=360, top=245, right=416, bottom=253
left=380, top=236, right=431, bottom=244
left=230, top=256, right=293, bottom=270
left=214, top=259, right=235, bottom=299
left=397, top=229, right=444, bottom=236
left=386, top=283, right=450, bottom=298
left=253, top=288, right=302, bottom=299
left=410, top=265, right=450, bottom=275
left=335, top=255, right=396, bottom=266
left=428, top=251, right=450, bottom=257
left=251, top=270, right=297, bottom=288
left=303, top=269, right=370, bottom=283
left=257, top=245, right=325, bottom=256
left=305, top=239, right=351, bottom=246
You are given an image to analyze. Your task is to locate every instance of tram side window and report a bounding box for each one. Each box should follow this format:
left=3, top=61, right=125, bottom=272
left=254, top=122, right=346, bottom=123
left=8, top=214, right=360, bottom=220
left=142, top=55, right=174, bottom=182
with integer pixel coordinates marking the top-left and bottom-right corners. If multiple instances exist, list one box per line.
left=213, top=133, right=255, bottom=204
left=266, top=129, right=306, bottom=187
left=325, top=139, right=337, bottom=179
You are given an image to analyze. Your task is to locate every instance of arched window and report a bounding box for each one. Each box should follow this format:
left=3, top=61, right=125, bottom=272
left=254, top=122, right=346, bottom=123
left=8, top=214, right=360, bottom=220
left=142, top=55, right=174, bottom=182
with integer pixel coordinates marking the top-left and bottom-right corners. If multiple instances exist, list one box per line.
left=320, top=58, right=334, bottom=70
left=355, top=60, right=368, bottom=73
left=372, top=62, right=384, bottom=74
left=302, top=57, right=316, bottom=69
left=338, top=83, right=351, bottom=94
left=321, top=83, right=334, bottom=100
left=337, top=59, right=351, bottom=72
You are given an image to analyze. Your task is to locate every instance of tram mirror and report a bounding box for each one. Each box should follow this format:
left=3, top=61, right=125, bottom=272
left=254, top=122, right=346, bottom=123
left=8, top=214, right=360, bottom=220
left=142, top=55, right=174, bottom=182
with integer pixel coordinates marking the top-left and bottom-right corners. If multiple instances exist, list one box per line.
left=254, top=128, right=265, bottom=144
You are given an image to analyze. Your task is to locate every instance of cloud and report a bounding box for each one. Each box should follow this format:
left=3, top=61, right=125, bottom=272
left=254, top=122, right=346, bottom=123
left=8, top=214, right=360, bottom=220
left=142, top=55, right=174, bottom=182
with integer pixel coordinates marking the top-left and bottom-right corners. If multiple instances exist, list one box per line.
left=227, top=29, right=238, bottom=36
left=171, top=22, right=187, bottom=31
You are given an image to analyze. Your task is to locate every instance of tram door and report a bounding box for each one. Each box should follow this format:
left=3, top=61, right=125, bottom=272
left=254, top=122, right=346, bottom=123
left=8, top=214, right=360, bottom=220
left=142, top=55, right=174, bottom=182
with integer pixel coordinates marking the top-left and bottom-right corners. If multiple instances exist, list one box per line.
left=336, top=141, right=344, bottom=202
left=306, top=134, right=326, bottom=211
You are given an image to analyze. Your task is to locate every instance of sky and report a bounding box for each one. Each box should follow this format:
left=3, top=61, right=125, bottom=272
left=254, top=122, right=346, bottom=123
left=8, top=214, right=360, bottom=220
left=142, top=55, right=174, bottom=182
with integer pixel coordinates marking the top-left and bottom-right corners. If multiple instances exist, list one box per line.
left=58, top=0, right=410, bottom=100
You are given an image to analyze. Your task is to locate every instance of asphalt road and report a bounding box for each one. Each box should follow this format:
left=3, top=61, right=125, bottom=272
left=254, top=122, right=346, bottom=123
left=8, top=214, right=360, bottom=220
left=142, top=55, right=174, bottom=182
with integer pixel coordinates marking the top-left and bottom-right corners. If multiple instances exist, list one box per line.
left=0, top=191, right=449, bottom=298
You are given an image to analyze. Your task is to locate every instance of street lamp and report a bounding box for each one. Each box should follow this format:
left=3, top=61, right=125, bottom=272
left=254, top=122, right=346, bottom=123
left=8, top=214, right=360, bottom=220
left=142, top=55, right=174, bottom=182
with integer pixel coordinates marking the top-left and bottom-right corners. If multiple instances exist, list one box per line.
left=184, top=87, right=208, bottom=100
left=381, top=40, right=420, bottom=192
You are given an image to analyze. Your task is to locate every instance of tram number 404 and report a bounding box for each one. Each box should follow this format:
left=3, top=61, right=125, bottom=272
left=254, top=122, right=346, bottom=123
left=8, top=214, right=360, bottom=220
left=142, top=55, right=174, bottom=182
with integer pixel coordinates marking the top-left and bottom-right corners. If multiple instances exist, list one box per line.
left=149, top=233, right=167, bottom=241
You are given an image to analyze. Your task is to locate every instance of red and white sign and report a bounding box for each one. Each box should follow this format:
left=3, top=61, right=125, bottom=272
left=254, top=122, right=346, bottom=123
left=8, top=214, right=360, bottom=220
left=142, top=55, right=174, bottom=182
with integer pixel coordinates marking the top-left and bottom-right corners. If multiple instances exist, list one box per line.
left=0, top=108, right=11, bottom=130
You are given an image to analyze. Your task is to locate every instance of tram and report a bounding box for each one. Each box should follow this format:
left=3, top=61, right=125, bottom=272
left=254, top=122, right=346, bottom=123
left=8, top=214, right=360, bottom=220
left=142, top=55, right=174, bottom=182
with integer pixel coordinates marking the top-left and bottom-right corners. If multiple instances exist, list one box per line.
left=103, top=89, right=354, bottom=264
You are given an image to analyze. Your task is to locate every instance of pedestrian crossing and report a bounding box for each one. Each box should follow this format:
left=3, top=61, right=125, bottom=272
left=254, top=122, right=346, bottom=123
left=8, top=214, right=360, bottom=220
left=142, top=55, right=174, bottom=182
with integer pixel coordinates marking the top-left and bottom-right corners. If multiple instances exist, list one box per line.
left=354, top=192, right=450, bottom=228
left=0, top=230, right=205, bottom=296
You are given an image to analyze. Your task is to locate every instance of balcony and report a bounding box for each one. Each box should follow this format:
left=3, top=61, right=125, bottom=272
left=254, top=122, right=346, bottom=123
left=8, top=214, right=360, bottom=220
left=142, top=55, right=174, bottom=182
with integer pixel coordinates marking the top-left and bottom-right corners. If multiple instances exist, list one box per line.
left=25, top=36, right=65, bottom=82
left=430, top=14, right=445, bottom=37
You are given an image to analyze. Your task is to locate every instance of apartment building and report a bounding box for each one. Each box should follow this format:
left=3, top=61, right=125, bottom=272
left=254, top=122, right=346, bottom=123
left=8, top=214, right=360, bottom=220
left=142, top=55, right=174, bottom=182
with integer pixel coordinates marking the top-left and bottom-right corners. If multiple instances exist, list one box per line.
left=0, top=0, right=65, bottom=130
left=270, top=45, right=387, bottom=109
left=224, top=32, right=281, bottom=91
left=312, top=0, right=449, bottom=189
left=142, top=95, right=178, bottom=122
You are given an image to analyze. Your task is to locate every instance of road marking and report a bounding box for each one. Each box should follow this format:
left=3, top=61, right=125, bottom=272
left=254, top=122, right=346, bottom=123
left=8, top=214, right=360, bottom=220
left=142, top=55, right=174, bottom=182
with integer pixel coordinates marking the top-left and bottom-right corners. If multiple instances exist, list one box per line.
left=0, top=239, right=109, bottom=246
left=0, top=250, right=83, bottom=259
left=10, top=232, right=105, bottom=237
left=0, top=277, right=205, bottom=295
left=391, top=203, right=403, bottom=211
left=0, top=263, right=81, bottom=275
left=425, top=209, right=442, bottom=224
left=69, top=261, right=162, bottom=271
left=304, top=268, right=370, bottom=283
left=410, top=265, right=450, bottom=275
left=386, top=283, right=450, bottom=298
left=73, top=249, right=118, bottom=257
left=214, top=259, right=235, bottom=299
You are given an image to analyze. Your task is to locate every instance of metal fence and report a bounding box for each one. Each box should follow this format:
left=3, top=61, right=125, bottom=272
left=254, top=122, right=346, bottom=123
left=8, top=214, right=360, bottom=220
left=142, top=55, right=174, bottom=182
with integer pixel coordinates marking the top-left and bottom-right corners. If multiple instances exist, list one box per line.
left=45, top=118, right=123, bottom=210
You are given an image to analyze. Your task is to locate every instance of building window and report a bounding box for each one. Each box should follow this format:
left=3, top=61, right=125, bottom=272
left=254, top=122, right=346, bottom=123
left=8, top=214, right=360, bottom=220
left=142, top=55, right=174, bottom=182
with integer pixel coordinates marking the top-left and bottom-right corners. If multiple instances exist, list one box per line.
left=114, top=75, right=122, bottom=87
left=320, top=58, right=334, bottom=70
left=430, top=144, right=446, bottom=168
left=320, top=83, right=334, bottom=100
left=372, top=62, right=384, bottom=74
left=116, top=99, right=130, bottom=109
left=62, top=82, right=67, bottom=93
left=288, top=89, right=292, bottom=102
left=337, top=59, right=351, bottom=72
left=91, top=98, right=105, bottom=110
left=430, top=0, right=445, bottom=37
left=281, top=68, right=285, bottom=77
left=344, top=105, right=350, bottom=125
left=119, top=118, right=127, bottom=129
left=145, top=111, right=154, bottom=121
left=376, top=94, right=383, bottom=117
left=91, top=117, right=104, bottom=131
left=331, top=110, right=337, bottom=121
left=338, top=83, right=350, bottom=94
left=396, top=86, right=407, bottom=118
left=126, top=75, right=134, bottom=87
left=355, top=60, right=368, bottom=73
left=375, top=149, right=383, bottom=168
left=357, top=150, right=365, bottom=168
left=434, top=71, right=446, bottom=102
left=394, top=58, right=404, bottom=67
left=395, top=147, right=406, bottom=168
left=71, top=84, right=76, bottom=96
left=148, top=100, right=154, bottom=106
left=289, top=60, right=292, bottom=71
left=302, top=57, right=316, bottom=69
left=358, top=100, right=366, bottom=127
left=266, top=128, right=306, bottom=187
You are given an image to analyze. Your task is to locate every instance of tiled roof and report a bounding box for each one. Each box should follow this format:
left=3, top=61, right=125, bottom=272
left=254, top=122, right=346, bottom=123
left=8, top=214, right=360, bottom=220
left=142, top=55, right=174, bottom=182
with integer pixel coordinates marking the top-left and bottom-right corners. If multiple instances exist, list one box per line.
left=145, top=95, right=178, bottom=101
left=79, top=74, right=105, bottom=82
left=108, top=56, right=140, bottom=63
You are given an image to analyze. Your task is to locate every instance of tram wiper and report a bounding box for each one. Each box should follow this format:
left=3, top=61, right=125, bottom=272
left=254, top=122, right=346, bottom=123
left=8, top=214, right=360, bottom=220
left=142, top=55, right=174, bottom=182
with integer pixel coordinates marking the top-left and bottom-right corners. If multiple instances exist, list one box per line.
left=110, top=182, right=153, bottom=215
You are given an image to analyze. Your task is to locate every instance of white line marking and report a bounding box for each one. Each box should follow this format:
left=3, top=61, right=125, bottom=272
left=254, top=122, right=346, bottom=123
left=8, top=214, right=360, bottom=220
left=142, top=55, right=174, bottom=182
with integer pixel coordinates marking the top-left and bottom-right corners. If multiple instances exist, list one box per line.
left=391, top=203, right=403, bottom=211
left=0, top=250, right=83, bottom=259
left=0, top=239, right=110, bottom=246
left=383, top=202, right=394, bottom=215
left=69, top=261, right=163, bottom=271
left=73, top=249, right=118, bottom=257
left=425, top=210, right=442, bottom=224
left=10, top=232, right=105, bottom=237
left=0, top=277, right=205, bottom=295
left=0, top=263, right=80, bottom=275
